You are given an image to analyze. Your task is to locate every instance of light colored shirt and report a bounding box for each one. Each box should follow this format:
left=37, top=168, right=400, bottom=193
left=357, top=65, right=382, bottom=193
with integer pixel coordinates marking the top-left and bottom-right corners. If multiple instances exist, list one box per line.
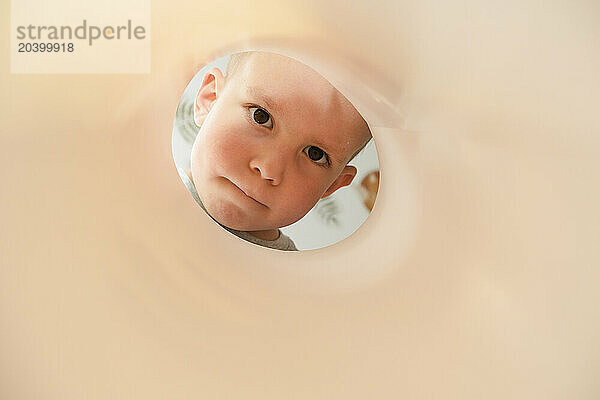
left=178, top=168, right=298, bottom=251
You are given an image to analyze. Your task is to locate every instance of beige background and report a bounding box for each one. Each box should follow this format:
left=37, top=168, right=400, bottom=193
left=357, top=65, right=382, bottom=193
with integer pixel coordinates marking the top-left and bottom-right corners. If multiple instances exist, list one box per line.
left=1, top=0, right=599, bottom=398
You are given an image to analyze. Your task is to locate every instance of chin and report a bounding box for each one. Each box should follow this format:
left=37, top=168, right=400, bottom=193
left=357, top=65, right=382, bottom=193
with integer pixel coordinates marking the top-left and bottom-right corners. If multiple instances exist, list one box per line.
left=204, top=199, right=272, bottom=232
left=204, top=199, right=249, bottom=230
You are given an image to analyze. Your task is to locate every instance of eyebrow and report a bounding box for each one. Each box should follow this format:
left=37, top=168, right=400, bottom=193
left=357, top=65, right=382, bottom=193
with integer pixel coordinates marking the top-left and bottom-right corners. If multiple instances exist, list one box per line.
left=245, top=86, right=283, bottom=116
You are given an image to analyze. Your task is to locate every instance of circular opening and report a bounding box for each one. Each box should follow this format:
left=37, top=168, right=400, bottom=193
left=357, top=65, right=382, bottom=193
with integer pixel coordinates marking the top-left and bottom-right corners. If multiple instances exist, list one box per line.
left=172, top=51, right=380, bottom=251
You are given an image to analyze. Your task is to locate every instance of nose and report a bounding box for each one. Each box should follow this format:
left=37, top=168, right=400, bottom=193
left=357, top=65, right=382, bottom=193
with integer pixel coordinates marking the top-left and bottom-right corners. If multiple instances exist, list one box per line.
left=249, top=151, right=286, bottom=186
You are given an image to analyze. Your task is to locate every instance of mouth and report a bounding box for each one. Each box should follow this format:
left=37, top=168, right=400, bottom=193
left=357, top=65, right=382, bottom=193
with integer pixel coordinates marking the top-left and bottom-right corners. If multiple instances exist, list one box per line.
left=226, top=178, right=268, bottom=208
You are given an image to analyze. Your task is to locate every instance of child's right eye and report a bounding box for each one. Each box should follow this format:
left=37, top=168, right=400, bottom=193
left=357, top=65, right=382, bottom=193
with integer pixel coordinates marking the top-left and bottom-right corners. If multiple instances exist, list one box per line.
left=248, top=106, right=273, bottom=129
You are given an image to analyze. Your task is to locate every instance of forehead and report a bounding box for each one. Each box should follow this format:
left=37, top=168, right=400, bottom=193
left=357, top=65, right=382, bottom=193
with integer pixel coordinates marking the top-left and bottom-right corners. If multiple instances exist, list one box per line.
left=230, top=52, right=370, bottom=162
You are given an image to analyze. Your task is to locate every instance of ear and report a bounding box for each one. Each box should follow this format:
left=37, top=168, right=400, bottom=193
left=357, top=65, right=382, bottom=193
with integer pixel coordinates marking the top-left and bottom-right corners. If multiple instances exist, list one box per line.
left=193, top=67, right=225, bottom=127
left=321, top=165, right=357, bottom=199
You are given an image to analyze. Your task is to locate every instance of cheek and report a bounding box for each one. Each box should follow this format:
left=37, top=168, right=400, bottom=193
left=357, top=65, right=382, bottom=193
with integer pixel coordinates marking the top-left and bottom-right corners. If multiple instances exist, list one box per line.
left=278, top=172, right=329, bottom=216
left=195, top=122, right=253, bottom=175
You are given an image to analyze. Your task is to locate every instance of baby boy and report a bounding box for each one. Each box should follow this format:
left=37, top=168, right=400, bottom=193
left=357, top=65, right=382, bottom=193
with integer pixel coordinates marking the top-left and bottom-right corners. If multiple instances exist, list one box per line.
left=185, top=51, right=372, bottom=251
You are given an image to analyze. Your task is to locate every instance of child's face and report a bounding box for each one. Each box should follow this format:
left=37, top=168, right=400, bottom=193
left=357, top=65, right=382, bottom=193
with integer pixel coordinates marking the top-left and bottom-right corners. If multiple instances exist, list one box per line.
left=191, top=52, right=371, bottom=232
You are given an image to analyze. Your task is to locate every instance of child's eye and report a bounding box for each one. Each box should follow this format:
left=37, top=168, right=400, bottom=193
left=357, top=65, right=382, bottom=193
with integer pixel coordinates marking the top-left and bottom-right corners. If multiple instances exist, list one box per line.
left=248, top=106, right=273, bottom=129
left=304, top=146, right=330, bottom=166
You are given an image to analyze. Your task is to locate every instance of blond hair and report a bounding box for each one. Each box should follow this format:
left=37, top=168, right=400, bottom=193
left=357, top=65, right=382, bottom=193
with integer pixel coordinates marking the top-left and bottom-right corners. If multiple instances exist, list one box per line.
left=225, top=51, right=251, bottom=80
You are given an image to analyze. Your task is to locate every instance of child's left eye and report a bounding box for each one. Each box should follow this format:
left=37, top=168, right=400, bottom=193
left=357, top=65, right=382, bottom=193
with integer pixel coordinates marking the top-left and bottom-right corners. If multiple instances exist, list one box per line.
left=304, top=146, right=329, bottom=166
left=248, top=106, right=273, bottom=129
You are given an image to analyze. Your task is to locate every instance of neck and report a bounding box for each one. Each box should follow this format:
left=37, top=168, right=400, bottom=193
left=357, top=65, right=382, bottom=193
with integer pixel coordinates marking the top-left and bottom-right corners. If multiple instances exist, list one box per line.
left=248, top=229, right=280, bottom=241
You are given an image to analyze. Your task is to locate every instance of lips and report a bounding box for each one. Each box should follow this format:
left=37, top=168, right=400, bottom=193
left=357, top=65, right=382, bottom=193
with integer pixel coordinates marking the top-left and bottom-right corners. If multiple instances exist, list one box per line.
left=227, top=178, right=268, bottom=208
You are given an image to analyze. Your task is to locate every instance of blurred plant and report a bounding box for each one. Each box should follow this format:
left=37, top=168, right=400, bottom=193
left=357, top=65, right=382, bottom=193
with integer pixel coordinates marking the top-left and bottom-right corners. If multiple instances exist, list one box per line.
left=175, top=97, right=199, bottom=144
left=315, top=196, right=340, bottom=226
